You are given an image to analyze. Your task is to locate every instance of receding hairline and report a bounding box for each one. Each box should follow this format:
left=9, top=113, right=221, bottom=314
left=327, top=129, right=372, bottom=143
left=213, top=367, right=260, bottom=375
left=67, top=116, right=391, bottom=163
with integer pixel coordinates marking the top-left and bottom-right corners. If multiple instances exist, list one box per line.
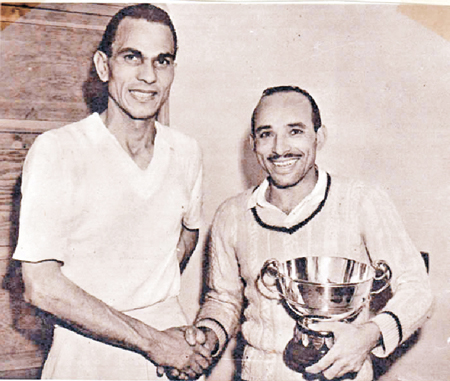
left=251, top=87, right=322, bottom=135
left=111, top=17, right=176, bottom=53
left=97, top=3, right=178, bottom=59
left=252, top=91, right=312, bottom=126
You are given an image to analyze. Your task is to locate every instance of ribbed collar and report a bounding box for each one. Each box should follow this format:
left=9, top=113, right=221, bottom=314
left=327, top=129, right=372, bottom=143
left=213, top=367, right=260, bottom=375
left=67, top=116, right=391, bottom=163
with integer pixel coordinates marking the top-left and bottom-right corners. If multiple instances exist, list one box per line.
left=247, top=168, right=330, bottom=230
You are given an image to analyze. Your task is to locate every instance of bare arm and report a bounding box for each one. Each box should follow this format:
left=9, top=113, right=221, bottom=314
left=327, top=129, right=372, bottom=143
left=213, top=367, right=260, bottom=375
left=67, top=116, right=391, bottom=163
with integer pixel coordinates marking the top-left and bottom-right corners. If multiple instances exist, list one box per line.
left=176, top=225, right=199, bottom=274
left=21, top=260, right=211, bottom=371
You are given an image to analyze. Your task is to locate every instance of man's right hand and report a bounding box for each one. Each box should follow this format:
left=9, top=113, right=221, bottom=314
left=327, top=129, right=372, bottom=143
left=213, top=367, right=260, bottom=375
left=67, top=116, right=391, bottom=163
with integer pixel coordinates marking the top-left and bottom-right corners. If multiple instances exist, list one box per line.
left=151, top=326, right=215, bottom=380
left=157, top=325, right=218, bottom=380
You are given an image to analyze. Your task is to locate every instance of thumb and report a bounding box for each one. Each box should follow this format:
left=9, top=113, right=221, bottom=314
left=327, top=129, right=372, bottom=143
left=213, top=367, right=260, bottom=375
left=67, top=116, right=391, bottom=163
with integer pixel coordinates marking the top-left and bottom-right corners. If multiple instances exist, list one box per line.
left=156, top=366, right=165, bottom=378
left=184, top=325, right=198, bottom=346
left=195, top=327, right=206, bottom=346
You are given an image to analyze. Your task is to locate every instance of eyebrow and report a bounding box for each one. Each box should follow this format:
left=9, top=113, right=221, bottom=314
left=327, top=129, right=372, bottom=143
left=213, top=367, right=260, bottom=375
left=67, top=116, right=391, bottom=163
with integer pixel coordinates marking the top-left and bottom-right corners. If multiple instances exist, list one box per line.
left=287, top=123, right=307, bottom=128
left=157, top=52, right=175, bottom=61
left=116, top=48, right=175, bottom=62
left=255, top=125, right=271, bottom=134
left=116, top=47, right=142, bottom=57
left=255, top=122, right=307, bottom=133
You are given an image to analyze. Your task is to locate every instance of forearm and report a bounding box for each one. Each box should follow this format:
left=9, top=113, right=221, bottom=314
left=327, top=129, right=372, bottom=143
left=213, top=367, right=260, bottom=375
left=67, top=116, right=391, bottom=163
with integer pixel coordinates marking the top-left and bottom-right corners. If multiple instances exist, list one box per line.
left=177, top=226, right=199, bottom=273
left=371, top=276, right=433, bottom=357
left=22, top=261, right=160, bottom=357
left=361, top=186, right=434, bottom=356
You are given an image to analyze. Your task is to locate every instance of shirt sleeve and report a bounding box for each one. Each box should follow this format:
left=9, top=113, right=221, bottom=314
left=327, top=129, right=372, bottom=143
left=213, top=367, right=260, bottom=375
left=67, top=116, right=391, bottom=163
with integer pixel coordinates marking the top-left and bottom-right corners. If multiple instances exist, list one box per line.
left=13, top=132, right=70, bottom=264
left=182, top=142, right=203, bottom=230
left=359, top=185, right=433, bottom=358
left=195, top=199, right=244, bottom=354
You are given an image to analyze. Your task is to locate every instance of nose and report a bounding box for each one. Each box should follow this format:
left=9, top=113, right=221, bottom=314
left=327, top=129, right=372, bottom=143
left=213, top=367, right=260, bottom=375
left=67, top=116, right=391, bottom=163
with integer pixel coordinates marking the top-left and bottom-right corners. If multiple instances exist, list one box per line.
left=137, top=62, right=156, bottom=83
left=272, top=134, right=290, bottom=156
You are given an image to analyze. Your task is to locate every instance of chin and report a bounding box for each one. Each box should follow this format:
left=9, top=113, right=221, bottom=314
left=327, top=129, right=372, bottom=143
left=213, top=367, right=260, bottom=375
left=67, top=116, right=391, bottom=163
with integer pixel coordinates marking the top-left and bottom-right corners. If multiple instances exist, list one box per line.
left=126, top=108, right=158, bottom=120
left=269, top=177, right=299, bottom=189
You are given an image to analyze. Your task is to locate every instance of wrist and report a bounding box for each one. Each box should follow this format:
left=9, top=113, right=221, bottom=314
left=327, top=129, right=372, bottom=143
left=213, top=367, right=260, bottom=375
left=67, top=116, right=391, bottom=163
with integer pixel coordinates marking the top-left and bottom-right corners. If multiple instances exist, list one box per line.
left=363, top=321, right=382, bottom=350
left=130, top=319, right=161, bottom=357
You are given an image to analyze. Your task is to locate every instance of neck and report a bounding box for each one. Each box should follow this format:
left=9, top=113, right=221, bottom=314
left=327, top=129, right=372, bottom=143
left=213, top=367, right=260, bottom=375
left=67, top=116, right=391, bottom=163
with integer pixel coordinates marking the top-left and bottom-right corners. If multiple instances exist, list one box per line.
left=100, top=108, right=157, bottom=169
left=266, top=167, right=319, bottom=214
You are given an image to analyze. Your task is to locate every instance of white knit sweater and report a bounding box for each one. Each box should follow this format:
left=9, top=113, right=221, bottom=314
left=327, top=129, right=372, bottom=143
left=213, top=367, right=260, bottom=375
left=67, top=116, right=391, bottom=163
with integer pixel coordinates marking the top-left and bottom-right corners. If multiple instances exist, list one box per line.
left=196, top=172, right=432, bottom=381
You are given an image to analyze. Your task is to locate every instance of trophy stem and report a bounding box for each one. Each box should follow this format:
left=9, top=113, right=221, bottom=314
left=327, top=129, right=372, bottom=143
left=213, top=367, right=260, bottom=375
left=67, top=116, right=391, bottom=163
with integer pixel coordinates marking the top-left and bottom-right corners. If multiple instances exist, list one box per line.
left=283, top=320, right=333, bottom=374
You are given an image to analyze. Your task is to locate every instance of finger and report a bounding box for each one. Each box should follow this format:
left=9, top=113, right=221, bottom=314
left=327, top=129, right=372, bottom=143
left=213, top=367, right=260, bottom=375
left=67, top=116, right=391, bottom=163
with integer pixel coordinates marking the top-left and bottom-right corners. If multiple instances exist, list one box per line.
left=195, top=328, right=206, bottom=346
left=193, top=352, right=210, bottom=370
left=305, top=349, right=336, bottom=374
left=185, top=326, right=198, bottom=346
left=184, top=368, right=199, bottom=380
left=194, top=343, right=212, bottom=359
left=168, top=368, right=180, bottom=378
left=187, top=361, right=203, bottom=376
left=156, top=366, right=165, bottom=378
left=322, top=360, right=347, bottom=380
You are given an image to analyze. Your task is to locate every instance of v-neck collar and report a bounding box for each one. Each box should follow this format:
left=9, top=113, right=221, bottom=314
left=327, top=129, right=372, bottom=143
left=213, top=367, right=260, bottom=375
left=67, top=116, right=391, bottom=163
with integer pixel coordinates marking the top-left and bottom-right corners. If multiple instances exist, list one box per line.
left=92, top=113, right=172, bottom=175
left=90, top=113, right=173, bottom=198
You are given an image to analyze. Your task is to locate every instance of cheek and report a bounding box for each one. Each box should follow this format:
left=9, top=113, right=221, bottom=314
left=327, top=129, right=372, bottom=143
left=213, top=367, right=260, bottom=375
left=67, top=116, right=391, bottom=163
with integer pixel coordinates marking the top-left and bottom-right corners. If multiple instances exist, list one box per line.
left=255, top=140, right=272, bottom=154
left=159, top=70, right=175, bottom=88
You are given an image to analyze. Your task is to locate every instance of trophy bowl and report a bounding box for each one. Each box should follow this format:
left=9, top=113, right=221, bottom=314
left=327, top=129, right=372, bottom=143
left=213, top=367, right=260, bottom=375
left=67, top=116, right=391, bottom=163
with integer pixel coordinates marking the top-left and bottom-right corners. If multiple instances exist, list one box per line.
left=259, top=256, right=391, bottom=373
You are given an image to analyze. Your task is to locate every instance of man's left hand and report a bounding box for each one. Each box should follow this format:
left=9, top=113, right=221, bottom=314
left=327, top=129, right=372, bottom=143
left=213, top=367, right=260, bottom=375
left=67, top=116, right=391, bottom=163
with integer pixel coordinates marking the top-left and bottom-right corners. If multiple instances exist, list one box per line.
left=305, top=321, right=381, bottom=380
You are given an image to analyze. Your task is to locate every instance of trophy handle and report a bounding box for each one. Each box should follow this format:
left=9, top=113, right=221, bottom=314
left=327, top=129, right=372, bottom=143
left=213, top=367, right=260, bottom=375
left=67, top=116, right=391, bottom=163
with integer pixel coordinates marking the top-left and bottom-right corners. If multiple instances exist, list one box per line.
left=370, top=260, right=392, bottom=295
left=258, top=258, right=285, bottom=300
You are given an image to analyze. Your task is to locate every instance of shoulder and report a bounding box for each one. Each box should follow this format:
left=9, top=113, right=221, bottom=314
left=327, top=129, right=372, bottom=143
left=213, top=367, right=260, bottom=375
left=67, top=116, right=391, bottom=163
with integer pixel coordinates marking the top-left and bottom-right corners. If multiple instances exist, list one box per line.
left=210, top=189, right=254, bottom=238
left=213, top=189, right=255, bottom=221
left=157, top=123, right=201, bottom=159
left=25, top=114, right=102, bottom=173
left=327, top=172, right=391, bottom=204
left=33, top=113, right=100, bottom=149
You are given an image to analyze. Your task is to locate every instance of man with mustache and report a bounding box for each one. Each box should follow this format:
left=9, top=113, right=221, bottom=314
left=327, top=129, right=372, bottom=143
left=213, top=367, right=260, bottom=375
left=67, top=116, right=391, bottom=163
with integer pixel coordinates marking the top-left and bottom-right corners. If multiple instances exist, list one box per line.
left=12, top=4, right=210, bottom=379
left=185, top=86, right=432, bottom=381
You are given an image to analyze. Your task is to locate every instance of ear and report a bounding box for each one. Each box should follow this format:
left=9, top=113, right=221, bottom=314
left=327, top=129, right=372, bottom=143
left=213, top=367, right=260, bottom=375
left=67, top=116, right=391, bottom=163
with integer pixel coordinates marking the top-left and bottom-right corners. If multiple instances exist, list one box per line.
left=316, top=125, right=327, bottom=150
left=248, top=133, right=256, bottom=152
left=93, top=50, right=109, bottom=83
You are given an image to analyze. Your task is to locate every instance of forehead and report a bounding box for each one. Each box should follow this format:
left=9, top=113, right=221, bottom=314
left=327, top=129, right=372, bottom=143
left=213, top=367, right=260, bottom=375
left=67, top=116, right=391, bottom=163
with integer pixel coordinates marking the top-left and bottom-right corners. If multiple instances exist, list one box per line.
left=112, top=17, right=174, bottom=56
left=255, top=92, right=314, bottom=128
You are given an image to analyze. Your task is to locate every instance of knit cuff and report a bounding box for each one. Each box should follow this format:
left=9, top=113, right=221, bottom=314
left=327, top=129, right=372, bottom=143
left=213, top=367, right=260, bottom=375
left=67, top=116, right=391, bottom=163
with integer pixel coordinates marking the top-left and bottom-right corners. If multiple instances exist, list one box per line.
left=371, top=311, right=402, bottom=358
left=195, top=318, right=228, bottom=357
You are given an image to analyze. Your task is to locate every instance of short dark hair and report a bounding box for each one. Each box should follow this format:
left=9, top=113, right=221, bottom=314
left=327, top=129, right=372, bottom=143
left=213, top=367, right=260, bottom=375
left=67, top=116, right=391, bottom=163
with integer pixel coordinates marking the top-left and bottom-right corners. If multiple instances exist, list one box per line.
left=251, top=85, right=322, bottom=135
left=98, top=3, right=178, bottom=58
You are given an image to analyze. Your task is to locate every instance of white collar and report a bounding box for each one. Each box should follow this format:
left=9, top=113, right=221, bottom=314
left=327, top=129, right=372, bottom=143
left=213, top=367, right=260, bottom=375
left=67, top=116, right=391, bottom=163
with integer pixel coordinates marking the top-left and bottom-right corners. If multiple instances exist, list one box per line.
left=247, top=168, right=329, bottom=224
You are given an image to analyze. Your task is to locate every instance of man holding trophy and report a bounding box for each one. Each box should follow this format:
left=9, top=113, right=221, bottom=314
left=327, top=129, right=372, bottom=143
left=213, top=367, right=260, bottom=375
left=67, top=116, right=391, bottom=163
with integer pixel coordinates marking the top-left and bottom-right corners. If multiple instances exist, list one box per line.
left=186, top=86, right=433, bottom=381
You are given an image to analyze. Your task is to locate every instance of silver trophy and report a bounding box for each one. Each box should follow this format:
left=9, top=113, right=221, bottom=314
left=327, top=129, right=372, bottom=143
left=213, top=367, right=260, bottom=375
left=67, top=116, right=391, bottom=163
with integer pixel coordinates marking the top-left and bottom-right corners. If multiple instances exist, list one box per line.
left=259, top=256, right=391, bottom=374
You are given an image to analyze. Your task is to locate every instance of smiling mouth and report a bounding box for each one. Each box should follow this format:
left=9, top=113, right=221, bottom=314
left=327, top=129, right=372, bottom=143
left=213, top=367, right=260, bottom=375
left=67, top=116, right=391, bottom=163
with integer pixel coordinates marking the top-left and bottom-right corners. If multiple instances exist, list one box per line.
left=130, top=90, right=157, bottom=102
left=270, top=157, right=301, bottom=168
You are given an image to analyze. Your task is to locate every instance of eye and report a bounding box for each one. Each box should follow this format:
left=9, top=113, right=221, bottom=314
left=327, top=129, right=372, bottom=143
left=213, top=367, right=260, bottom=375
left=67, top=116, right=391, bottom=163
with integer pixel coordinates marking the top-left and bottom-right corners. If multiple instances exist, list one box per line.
left=154, top=54, right=174, bottom=68
left=290, top=128, right=304, bottom=135
left=258, top=131, right=272, bottom=139
left=123, top=53, right=142, bottom=65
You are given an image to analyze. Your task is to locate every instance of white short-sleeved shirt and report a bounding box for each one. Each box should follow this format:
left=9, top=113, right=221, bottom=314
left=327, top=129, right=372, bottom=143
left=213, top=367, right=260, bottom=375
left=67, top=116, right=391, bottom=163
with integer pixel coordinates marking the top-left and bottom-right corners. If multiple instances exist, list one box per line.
left=13, top=113, right=203, bottom=312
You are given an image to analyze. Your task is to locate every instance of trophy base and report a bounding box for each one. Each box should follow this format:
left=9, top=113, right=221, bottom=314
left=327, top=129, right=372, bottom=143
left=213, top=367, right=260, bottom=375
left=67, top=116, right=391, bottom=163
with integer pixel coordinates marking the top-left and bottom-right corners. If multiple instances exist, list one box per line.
left=283, top=322, right=333, bottom=374
left=283, top=337, right=329, bottom=373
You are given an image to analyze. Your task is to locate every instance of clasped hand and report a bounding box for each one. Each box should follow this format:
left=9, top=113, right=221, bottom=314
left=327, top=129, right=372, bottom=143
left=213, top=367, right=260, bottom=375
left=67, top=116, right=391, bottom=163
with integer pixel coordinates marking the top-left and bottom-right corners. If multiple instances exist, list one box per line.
left=305, top=321, right=381, bottom=380
left=155, top=326, right=216, bottom=380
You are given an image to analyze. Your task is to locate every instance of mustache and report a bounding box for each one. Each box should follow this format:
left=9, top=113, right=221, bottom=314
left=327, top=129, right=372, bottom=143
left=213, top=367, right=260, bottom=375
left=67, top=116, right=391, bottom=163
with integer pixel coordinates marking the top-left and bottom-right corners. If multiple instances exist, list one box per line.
left=268, top=153, right=302, bottom=160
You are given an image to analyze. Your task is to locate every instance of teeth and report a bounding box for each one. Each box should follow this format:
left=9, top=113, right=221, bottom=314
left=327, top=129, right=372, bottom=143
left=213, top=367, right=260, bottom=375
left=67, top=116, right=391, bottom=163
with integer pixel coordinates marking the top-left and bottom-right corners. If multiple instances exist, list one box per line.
left=272, top=159, right=298, bottom=167
left=130, top=90, right=156, bottom=102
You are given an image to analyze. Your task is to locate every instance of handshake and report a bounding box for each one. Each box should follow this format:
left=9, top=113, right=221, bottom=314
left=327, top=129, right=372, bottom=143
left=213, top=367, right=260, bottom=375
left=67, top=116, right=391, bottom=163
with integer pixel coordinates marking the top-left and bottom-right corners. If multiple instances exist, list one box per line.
left=154, top=325, right=219, bottom=380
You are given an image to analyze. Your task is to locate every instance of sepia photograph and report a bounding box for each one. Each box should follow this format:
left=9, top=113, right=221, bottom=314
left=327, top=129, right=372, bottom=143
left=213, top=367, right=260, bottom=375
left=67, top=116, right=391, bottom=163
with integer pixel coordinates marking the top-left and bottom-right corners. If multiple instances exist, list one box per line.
left=0, top=1, right=449, bottom=380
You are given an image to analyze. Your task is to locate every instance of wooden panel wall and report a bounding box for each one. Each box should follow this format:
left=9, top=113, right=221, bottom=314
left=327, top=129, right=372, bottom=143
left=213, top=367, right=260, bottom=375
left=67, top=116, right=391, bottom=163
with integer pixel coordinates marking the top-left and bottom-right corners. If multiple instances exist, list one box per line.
left=0, top=3, right=132, bottom=376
